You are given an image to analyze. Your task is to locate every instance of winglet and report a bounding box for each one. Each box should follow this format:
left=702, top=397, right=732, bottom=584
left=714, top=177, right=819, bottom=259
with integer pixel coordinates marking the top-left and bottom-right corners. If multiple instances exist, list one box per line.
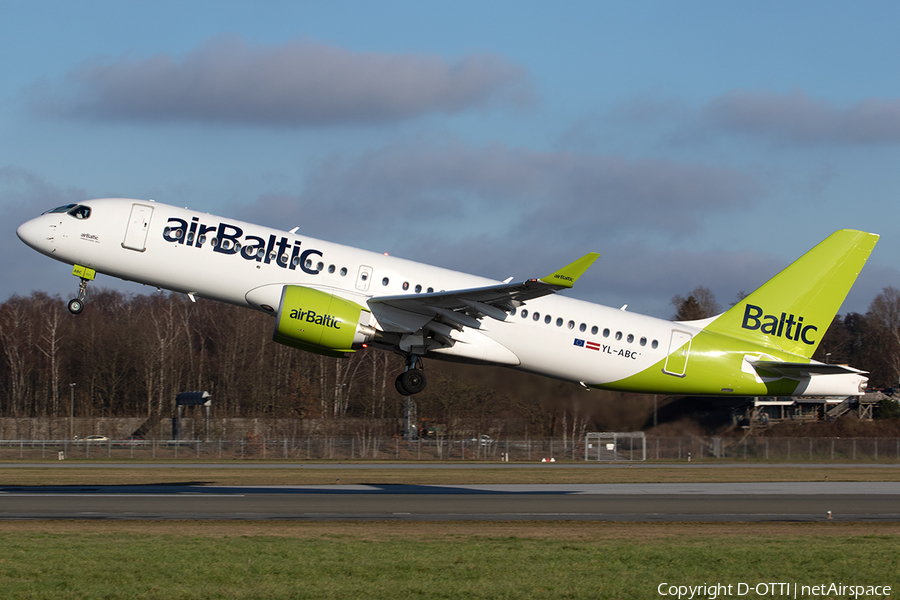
left=539, top=252, right=600, bottom=289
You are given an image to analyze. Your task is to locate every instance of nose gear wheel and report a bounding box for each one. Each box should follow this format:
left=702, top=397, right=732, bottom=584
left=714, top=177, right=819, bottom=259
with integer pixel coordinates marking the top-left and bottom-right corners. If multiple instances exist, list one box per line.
left=67, top=277, right=90, bottom=315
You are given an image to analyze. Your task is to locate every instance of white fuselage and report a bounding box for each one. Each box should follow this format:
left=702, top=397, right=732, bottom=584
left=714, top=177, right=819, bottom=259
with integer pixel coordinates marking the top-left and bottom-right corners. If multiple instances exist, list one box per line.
left=17, top=198, right=679, bottom=387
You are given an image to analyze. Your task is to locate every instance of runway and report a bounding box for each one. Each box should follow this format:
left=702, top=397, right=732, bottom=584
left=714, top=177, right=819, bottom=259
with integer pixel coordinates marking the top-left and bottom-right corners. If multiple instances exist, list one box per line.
left=5, top=462, right=900, bottom=469
left=3, top=482, right=899, bottom=522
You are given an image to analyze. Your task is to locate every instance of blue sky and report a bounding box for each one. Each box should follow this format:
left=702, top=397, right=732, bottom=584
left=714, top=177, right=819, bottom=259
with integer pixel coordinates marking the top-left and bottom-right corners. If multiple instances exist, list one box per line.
left=2, top=1, right=898, bottom=318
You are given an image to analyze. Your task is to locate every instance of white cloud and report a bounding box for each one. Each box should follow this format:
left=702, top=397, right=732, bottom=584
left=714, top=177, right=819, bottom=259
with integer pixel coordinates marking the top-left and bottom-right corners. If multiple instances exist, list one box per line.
left=703, top=90, right=900, bottom=145
left=236, top=140, right=758, bottom=243
left=27, top=35, right=534, bottom=126
left=609, top=89, right=900, bottom=147
left=228, top=139, right=761, bottom=312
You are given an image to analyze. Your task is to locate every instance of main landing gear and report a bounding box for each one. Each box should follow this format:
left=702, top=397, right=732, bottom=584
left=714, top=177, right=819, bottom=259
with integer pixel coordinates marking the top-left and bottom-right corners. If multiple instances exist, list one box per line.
left=67, top=265, right=96, bottom=315
left=395, top=356, right=427, bottom=396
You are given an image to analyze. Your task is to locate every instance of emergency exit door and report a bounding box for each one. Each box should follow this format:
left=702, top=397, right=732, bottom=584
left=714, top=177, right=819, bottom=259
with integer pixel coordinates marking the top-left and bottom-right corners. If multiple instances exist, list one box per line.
left=663, top=330, right=692, bottom=377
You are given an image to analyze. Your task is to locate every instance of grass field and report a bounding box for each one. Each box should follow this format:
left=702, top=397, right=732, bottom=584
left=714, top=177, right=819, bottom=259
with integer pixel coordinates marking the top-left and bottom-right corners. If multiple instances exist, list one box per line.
left=2, top=464, right=898, bottom=598
left=0, top=522, right=897, bottom=599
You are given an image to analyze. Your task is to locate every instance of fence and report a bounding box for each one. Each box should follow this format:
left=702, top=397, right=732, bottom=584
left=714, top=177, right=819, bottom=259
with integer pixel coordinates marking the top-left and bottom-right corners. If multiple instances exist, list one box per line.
left=585, top=432, right=646, bottom=461
left=2, top=436, right=900, bottom=462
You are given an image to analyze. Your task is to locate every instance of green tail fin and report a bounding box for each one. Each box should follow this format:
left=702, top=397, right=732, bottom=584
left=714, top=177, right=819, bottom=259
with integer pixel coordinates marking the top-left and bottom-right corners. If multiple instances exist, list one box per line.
left=704, top=229, right=878, bottom=358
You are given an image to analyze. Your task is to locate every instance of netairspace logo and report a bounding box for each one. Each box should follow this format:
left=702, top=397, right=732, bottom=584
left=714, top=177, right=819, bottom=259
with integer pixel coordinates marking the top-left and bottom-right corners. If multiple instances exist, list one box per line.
left=657, top=582, right=891, bottom=599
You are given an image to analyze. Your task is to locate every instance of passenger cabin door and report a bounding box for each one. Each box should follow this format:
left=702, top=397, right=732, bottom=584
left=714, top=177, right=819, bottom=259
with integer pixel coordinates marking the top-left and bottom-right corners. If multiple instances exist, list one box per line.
left=122, top=204, right=153, bottom=252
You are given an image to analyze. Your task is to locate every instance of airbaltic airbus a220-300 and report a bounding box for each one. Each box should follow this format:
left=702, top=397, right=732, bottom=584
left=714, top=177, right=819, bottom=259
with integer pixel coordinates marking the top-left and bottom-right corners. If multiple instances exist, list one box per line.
left=17, top=198, right=878, bottom=397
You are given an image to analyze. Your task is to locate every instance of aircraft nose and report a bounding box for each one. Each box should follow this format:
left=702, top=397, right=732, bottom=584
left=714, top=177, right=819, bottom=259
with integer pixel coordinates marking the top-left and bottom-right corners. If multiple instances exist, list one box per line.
left=17, top=217, right=54, bottom=252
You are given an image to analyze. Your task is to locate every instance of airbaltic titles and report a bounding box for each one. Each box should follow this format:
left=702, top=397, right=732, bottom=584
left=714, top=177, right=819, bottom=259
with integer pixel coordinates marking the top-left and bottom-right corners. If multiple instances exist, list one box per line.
left=162, top=216, right=324, bottom=274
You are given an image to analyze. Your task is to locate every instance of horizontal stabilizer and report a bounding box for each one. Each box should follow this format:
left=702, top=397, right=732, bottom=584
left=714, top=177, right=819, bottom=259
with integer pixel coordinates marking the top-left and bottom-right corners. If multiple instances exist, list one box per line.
left=751, top=361, right=866, bottom=378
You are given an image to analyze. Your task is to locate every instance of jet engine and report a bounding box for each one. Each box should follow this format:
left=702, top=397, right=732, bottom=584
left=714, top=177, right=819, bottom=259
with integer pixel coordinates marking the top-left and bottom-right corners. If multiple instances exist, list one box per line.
left=273, top=285, right=376, bottom=358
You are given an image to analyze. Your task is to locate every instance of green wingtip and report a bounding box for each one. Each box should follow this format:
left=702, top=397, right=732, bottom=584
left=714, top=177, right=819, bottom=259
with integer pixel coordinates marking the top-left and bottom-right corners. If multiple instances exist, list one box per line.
left=539, top=252, right=600, bottom=288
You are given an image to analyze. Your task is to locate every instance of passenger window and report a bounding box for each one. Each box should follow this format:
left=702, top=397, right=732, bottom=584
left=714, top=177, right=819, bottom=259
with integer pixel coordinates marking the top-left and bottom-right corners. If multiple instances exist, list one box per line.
left=652, top=340, right=659, bottom=349
left=603, top=328, right=610, bottom=337
left=403, top=282, right=409, bottom=291
left=615, top=331, right=623, bottom=340
left=533, top=312, right=540, bottom=321
left=579, top=323, right=587, bottom=332
left=626, top=334, right=634, bottom=343
left=544, top=314, right=552, bottom=324
left=382, top=277, right=389, bottom=286
left=567, top=320, right=575, bottom=329
left=328, top=265, right=336, bottom=274
left=591, top=326, right=598, bottom=335
left=556, top=318, right=563, bottom=327
left=415, top=284, right=422, bottom=293
left=521, top=310, right=528, bottom=319
left=340, top=267, right=348, bottom=276
left=640, top=337, right=647, bottom=346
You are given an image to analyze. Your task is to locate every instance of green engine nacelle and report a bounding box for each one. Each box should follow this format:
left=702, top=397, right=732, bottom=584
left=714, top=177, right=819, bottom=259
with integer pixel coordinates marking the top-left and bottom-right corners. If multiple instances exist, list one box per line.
left=273, top=286, right=375, bottom=358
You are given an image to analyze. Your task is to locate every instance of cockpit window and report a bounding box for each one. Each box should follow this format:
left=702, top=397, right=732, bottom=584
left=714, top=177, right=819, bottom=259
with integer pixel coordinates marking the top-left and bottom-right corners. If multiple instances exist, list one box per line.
left=42, top=204, right=91, bottom=219
left=68, top=205, right=91, bottom=219
left=43, top=204, right=78, bottom=214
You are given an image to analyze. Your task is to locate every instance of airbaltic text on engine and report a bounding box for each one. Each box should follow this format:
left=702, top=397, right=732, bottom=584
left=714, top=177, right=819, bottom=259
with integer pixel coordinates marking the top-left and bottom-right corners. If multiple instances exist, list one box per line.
left=162, top=217, right=323, bottom=274
left=741, top=304, right=818, bottom=345
left=290, top=309, right=342, bottom=329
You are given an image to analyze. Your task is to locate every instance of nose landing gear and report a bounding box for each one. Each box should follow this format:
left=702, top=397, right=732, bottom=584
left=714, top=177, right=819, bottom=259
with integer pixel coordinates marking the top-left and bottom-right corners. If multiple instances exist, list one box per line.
left=67, top=265, right=96, bottom=315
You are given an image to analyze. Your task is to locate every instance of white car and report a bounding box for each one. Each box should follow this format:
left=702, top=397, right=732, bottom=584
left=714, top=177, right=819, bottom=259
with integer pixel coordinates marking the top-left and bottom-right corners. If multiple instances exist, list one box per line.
left=468, top=435, right=493, bottom=446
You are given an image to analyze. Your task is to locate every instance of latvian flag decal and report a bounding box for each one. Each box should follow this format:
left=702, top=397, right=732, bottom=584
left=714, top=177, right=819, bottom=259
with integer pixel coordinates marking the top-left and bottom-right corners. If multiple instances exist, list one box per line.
left=574, top=339, right=601, bottom=351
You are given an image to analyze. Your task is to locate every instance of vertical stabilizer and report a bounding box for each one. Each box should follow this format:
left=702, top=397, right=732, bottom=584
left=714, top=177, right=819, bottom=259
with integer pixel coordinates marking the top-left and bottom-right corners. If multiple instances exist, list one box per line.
left=703, top=229, right=878, bottom=358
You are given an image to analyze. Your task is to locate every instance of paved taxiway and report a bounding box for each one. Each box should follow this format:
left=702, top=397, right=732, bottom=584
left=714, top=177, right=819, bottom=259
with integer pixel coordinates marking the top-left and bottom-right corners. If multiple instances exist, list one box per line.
left=2, top=481, right=899, bottom=522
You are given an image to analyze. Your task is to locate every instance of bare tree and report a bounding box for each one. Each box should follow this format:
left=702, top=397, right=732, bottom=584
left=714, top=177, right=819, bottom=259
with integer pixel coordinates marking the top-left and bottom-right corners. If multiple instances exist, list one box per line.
left=35, top=293, right=66, bottom=418
left=867, top=287, right=900, bottom=387
left=0, top=296, right=35, bottom=417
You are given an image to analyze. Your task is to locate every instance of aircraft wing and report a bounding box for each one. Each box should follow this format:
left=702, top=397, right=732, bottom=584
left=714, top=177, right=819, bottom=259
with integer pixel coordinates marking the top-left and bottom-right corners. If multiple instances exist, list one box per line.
left=367, top=253, right=599, bottom=334
left=750, top=361, right=867, bottom=378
